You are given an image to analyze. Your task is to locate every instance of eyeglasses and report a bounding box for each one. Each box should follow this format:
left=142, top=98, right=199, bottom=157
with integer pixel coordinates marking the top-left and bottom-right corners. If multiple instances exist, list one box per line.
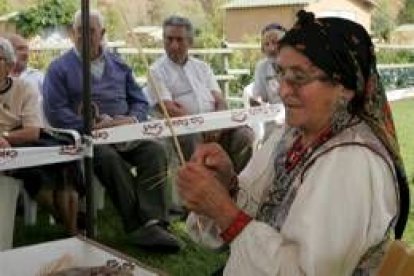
left=275, top=67, right=331, bottom=88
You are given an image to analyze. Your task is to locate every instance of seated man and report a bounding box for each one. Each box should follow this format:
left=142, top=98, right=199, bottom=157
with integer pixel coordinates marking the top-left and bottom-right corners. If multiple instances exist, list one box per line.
left=148, top=16, right=254, bottom=173
left=42, top=10, right=180, bottom=251
left=0, top=37, right=79, bottom=235
left=5, top=33, right=44, bottom=93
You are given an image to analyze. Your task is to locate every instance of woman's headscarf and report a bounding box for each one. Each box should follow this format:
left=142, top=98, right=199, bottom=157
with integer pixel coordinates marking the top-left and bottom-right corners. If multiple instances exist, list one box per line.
left=261, top=10, right=409, bottom=238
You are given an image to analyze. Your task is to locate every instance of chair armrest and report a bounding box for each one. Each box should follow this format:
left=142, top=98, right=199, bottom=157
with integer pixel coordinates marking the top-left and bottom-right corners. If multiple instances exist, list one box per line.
left=42, top=127, right=82, bottom=148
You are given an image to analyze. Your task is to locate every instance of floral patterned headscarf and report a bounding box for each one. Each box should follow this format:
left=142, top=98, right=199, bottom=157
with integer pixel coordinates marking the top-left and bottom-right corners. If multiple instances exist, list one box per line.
left=270, top=10, right=408, bottom=238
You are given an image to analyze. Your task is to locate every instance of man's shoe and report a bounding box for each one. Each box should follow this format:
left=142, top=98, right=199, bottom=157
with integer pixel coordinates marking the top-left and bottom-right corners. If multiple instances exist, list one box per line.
left=128, top=223, right=181, bottom=253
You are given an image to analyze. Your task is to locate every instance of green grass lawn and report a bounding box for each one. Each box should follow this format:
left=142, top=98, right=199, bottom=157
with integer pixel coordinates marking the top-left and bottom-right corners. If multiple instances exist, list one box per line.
left=12, top=98, right=414, bottom=275
left=13, top=207, right=227, bottom=276
left=391, top=99, right=414, bottom=245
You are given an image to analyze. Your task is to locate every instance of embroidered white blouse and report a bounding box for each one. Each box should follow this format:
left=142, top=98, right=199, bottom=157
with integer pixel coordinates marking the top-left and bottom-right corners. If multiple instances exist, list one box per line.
left=187, top=128, right=398, bottom=276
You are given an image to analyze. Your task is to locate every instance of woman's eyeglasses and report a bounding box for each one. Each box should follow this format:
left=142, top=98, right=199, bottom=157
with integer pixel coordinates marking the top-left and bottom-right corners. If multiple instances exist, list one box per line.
left=275, top=67, right=331, bottom=88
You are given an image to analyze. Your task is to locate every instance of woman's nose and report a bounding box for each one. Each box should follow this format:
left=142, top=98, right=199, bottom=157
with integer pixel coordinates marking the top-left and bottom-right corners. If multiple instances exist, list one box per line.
left=279, top=80, right=294, bottom=99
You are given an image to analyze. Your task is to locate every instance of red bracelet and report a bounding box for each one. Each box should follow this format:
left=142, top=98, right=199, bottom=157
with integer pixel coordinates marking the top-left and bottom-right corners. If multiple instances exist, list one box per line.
left=220, top=210, right=252, bottom=243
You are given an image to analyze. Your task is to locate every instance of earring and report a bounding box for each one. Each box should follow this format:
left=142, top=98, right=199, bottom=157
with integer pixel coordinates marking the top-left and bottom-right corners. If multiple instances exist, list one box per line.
left=330, top=95, right=352, bottom=133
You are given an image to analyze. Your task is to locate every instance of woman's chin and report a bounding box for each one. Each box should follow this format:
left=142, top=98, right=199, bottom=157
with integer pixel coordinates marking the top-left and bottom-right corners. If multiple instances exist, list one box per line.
left=285, top=111, right=305, bottom=128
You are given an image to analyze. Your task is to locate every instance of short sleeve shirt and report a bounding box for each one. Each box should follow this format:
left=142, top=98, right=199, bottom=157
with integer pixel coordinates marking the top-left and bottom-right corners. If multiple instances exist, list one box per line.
left=0, top=78, right=42, bottom=132
left=148, top=55, right=221, bottom=114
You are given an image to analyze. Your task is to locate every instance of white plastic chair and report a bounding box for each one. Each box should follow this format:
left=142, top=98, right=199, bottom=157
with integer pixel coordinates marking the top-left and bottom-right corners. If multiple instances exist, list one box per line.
left=21, top=127, right=86, bottom=225
left=242, top=82, right=265, bottom=150
left=0, top=175, right=21, bottom=251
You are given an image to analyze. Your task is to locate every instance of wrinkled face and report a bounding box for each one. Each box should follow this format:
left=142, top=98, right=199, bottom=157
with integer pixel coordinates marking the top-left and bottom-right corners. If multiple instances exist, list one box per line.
left=163, top=25, right=191, bottom=64
left=10, top=36, right=28, bottom=73
left=73, top=16, right=105, bottom=60
left=0, top=49, right=13, bottom=81
left=262, top=30, right=280, bottom=58
left=276, top=46, right=346, bottom=135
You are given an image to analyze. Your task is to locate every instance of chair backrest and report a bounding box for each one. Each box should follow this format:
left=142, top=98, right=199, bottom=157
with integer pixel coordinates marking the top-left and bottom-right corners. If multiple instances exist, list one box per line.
left=377, top=240, right=414, bottom=276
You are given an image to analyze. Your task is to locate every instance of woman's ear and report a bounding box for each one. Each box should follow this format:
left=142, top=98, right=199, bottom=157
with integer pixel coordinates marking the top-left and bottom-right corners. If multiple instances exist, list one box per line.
left=337, top=84, right=355, bottom=102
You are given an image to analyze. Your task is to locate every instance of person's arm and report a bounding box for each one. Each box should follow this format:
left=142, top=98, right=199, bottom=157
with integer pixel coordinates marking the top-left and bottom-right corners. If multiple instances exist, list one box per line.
left=224, top=147, right=397, bottom=275
left=159, top=100, right=187, bottom=117
left=42, top=61, right=84, bottom=132
left=147, top=67, right=188, bottom=117
left=185, top=129, right=281, bottom=248
left=184, top=146, right=397, bottom=275
left=251, top=60, right=267, bottom=104
left=5, top=82, right=41, bottom=145
left=204, top=64, right=227, bottom=111
left=211, top=90, right=227, bottom=111
left=125, top=68, right=149, bottom=122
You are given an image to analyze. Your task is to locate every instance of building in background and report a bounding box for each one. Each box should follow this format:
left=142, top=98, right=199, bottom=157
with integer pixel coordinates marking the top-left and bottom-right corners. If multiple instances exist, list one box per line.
left=223, top=0, right=376, bottom=42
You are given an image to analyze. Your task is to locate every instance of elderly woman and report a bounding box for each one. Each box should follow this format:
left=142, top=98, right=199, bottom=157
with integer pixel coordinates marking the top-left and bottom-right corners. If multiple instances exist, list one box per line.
left=0, top=37, right=80, bottom=235
left=177, top=11, right=409, bottom=275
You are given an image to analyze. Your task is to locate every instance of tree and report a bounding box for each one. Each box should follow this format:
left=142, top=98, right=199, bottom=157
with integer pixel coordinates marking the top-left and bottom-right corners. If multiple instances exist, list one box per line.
left=12, top=0, right=78, bottom=38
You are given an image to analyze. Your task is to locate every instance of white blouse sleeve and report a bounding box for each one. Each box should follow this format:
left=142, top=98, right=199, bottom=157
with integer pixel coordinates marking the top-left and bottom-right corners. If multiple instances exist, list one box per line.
left=224, top=145, right=398, bottom=276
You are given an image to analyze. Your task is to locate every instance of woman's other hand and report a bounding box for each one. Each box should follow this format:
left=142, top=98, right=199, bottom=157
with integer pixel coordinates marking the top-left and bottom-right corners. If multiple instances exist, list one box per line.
left=191, top=143, right=236, bottom=188
left=177, top=162, right=239, bottom=230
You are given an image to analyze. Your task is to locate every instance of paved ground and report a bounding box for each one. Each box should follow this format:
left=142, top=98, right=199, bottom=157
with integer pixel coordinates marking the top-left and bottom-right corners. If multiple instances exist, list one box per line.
left=386, top=87, right=414, bottom=102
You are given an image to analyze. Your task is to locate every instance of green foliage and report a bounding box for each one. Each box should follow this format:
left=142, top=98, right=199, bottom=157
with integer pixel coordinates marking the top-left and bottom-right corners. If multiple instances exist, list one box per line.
left=376, top=49, right=414, bottom=64
left=390, top=99, right=414, bottom=246
left=399, top=0, right=414, bottom=24
left=12, top=0, right=78, bottom=38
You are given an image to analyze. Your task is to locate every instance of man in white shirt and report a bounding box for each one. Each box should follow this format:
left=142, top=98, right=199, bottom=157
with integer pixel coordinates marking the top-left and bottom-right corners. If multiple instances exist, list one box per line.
left=148, top=16, right=254, bottom=173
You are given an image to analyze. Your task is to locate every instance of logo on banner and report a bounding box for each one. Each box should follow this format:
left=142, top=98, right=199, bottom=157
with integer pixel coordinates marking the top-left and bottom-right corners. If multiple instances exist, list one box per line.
left=92, top=130, right=109, bottom=140
left=142, top=122, right=163, bottom=136
left=231, top=111, right=248, bottom=123
left=0, top=148, right=18, bottom=165
left=168, top=116, right=204, bottom=130
left=60, top=145, right=82, bottom=155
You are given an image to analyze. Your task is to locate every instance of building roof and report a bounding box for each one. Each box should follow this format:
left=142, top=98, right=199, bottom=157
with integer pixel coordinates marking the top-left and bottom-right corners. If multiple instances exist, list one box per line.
left=223, top=0, right=376, bottom=9
left=223, top=0, right=311, bottom=9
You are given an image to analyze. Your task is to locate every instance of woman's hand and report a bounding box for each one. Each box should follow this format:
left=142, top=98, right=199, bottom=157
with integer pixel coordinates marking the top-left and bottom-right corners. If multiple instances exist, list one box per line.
left=190, top=143, right=237, bottom=189
left=177, top=162, right=239, bottom=230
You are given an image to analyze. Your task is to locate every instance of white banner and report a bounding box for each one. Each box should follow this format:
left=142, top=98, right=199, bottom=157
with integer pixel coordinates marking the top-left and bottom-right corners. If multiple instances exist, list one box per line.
left=93, top=104, right=285, bottom=144
left=0, top=145, right=83, bottom=172
left=0, top=104, right=285, bottom=171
